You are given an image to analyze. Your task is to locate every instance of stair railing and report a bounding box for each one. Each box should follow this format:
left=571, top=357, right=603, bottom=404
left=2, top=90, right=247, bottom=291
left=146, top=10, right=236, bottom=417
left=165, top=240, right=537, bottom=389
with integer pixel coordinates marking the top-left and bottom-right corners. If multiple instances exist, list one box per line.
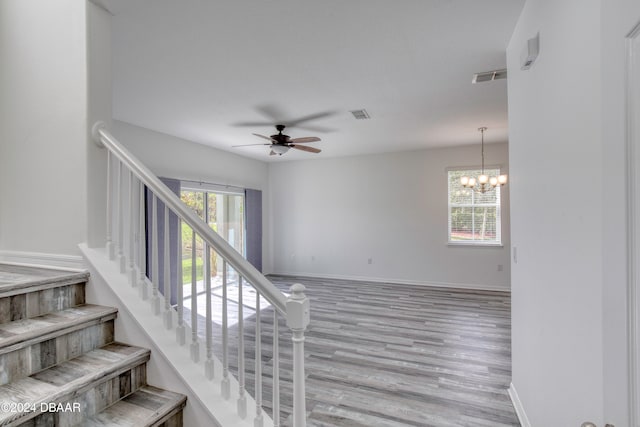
left=91, top=121, right=309, bottom=427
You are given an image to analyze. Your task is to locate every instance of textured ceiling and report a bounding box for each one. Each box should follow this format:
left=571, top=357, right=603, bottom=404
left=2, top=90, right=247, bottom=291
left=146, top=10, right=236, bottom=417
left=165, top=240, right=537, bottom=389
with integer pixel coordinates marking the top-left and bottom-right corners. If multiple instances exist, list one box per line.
left=106, top=0, right=524, bottom=161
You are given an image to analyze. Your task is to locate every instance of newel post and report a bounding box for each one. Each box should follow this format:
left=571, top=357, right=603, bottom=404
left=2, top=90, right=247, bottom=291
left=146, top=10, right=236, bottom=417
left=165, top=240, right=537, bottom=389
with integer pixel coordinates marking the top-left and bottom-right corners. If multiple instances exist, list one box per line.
left=286, top=284, right=310, bottom=427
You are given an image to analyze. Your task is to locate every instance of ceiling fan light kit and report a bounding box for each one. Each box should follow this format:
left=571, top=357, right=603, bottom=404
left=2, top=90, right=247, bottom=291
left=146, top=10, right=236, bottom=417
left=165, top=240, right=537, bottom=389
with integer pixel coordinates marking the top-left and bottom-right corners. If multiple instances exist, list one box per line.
left=234, top=124, right=322, bottom=156
left=461, top=127, right=508, bottom=193
left=271, top=145, right=290, bottom=155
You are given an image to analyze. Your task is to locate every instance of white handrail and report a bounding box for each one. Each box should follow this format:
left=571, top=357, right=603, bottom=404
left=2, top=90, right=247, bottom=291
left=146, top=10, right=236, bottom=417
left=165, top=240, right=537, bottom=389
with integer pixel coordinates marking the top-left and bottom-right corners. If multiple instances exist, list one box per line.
left=92, top=122, right=287, bottom=315
left=93, top=121, right=310, bottom=427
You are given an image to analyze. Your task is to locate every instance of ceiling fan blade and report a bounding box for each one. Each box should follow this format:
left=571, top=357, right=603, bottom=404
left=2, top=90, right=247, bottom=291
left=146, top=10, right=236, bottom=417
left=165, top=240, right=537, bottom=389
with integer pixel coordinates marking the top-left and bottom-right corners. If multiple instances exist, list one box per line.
left=233, top=121, right=273, bottom=127
left=232, top=143, right=271, bottom=147
left=293, top=124, right=335, bottom=133
left=252, top=133, right=276, bottom=141
left=286, top=111, right=336, bottom=127
left=289, top=136, right=321, bottom=144
left=291, top=144, right=321, bottom=154
left=256, top=104, right=287, bottom=121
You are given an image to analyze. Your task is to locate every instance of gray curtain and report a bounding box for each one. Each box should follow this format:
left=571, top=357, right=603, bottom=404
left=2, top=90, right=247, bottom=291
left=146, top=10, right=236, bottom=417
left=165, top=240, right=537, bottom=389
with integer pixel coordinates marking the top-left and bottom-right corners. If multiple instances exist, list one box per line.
left=145, top=177, right=181, bottom=305
left=245, top=189, right=262, bottom=272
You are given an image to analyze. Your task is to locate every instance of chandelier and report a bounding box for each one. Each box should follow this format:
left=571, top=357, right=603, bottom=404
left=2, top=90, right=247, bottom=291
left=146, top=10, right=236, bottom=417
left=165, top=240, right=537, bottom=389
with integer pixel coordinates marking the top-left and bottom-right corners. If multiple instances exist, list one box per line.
left=460, top=127, right=508, bottom=193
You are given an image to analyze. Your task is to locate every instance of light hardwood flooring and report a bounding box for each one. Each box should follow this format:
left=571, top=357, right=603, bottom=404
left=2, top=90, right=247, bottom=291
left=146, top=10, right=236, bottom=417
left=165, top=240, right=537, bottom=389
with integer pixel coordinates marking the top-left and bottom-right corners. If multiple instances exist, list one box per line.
left=187, top=275, right=519, bottom=427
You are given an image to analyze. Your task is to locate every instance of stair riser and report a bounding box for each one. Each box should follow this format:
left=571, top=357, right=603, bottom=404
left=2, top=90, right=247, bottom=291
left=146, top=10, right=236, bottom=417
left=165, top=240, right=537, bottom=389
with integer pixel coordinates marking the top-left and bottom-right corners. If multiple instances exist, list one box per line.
left=0, top=284, right=85, bottom=325
left=0, top=320, right=114, bottom=386
left=14, top=363, right=147, bottom=427
left=156, top=407, right=184, bottom=427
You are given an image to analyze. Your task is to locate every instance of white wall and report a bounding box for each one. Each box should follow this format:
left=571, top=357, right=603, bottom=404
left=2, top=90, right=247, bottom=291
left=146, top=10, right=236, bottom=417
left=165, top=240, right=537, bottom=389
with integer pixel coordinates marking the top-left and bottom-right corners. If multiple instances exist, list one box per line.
left=86, top=1, right=112, bottom=249
left=111, top=120, right=271, bottom=269
left=268, top=144, right=511, bottom=290
left=0, top=0, right=87, bottom=257
left=506, top=0, right=637, bottom=425
left=601, top=0, right=640, bottom=425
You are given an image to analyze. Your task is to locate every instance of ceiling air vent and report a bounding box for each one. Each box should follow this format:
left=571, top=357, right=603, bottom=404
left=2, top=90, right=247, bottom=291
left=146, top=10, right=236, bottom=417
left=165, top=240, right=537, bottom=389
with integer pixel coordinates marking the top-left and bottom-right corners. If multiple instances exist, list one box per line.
left=472, top=68, right=507, bottom=84
left=350, top=109, right=370, bottom=120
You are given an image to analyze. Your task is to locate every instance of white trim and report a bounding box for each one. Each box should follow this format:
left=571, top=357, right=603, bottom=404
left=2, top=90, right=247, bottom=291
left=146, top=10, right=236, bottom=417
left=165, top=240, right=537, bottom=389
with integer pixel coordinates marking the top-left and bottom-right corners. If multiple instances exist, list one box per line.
left=447, top=242, right=504, bottom=248
left=0, top=250, right=85, bottom=271
left=626, top=19, right=640, bottom=427
left=508, top=383, right=531, bottom=427
left=180, top=179, right=245, bottom=195
left=268, top=271, right=510, bottom=293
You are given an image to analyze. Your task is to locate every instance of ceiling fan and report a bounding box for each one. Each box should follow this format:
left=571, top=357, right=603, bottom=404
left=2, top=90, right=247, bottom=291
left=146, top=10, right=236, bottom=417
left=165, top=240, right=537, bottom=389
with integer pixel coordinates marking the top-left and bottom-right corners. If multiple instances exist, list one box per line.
left=233, top=124, right=321, bottom=156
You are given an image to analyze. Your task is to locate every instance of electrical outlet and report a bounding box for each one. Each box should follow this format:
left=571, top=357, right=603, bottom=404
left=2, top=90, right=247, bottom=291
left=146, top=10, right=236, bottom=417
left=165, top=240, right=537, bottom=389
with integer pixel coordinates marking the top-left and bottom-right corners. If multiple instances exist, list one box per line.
left=368, top=258, right=373, bottom=265
left=497, top=264, right=503, bottom=272
left=311, top=255, right=315, bottom=262
left=513, top=247, right=518, bottom=264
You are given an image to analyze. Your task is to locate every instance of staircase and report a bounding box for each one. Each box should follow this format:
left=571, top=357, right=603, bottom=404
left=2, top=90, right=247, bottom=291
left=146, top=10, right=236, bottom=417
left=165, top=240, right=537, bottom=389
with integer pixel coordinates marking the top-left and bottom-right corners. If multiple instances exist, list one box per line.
left=86, top=122, right=310, bottom=427
left=0, top=264, right=186, bottom=426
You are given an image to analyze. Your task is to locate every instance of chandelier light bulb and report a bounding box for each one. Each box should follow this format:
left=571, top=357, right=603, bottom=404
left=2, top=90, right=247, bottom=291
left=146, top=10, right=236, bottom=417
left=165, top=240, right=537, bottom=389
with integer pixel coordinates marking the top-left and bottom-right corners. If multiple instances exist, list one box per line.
left=498, top=175, right=508, bottom=185
left=468, top=177, right=477, bottom=187
left=460, top=176, right=469, bottom=186
left=478, top=174, right=489, bottom=184
left=490, top=176, right=498, bottom=186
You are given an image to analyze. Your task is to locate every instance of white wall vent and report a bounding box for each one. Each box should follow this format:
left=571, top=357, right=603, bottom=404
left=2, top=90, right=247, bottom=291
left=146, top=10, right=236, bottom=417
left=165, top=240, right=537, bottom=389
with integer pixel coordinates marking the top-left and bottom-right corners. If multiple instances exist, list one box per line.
left=350, top=109, right=370, bottom=119
left=472, top=68, right=507, bottom=84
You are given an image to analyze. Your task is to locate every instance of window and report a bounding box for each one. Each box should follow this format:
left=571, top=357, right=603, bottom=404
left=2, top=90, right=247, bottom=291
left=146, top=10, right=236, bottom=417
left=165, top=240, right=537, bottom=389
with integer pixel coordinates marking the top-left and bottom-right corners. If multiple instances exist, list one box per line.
left=447, top=168, right=502, bottom=245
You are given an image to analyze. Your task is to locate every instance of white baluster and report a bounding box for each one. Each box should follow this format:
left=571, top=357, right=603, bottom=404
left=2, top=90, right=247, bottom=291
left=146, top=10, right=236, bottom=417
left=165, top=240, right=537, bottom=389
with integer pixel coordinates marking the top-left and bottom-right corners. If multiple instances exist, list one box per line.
left=272, top=310, right=280, bottom=427
left=254, top=291, right=263, bottom=427
left=163, top=205, right=172, bottom=329
left=204, top=243, right=214, bottom=379
left=138, top=181, right=148, bottom=300
left=287, top=284, right=310, bottom=427
left=151, top=194, right=160, bottom=315
left=129, top=172, right=137, bottom=285
left=106, top=151, right=115, bottom=260
left=176, top=219, right=185, bottom=345
left=117, top=160, right=126, bottom=273
left=221, top=260, right=230, bottom=398
left=190, top=229, right=200, bottom=362
left=237, top=276, right=247, bottom=418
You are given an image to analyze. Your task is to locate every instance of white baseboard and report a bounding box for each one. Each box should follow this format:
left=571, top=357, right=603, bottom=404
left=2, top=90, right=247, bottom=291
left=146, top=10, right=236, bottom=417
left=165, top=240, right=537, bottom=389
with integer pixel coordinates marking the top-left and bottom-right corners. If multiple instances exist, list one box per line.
left=268, top=270, right=510, bottom=292
left=0, top=250, right=85, bottom=271
left=508, top=382, right=531, bottom=427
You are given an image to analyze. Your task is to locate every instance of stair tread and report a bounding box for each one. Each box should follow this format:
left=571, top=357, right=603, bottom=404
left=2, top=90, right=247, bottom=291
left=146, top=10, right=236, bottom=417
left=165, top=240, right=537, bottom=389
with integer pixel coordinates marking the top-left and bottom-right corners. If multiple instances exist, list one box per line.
left=0, top=304, right=117, bottom=351
left=0, top=264, right=88, bottom=297
left=77, top=385, right=186, bottom=427
left=0, top=343, right=150, bottom=424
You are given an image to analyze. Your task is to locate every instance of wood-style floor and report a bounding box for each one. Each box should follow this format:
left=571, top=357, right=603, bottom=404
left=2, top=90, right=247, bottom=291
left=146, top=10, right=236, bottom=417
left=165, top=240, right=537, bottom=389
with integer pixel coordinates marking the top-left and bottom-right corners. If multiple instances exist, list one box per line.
left=190, top=275, right=520, bottom=427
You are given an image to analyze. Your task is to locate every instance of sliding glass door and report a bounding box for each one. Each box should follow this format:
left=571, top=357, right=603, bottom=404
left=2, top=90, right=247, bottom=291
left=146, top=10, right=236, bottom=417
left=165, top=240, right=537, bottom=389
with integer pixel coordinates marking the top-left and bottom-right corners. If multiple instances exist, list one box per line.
left=180, top=187, right=245, bottom=284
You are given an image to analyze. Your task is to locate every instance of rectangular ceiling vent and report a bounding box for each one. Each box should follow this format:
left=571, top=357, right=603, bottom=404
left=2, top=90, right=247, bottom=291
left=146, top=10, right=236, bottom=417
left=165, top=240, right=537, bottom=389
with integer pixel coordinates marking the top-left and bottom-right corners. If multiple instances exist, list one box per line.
left=350, top=109, right=370, bottom=120
left=472, top=68, right=507, bottom=84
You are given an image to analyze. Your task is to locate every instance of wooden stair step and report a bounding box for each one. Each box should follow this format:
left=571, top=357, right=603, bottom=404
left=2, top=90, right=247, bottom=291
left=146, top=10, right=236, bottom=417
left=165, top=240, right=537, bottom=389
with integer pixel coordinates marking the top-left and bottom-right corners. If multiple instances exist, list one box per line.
left=0, top=343, right=150, bottom=426
left=0, top=265, right=88, bottom=299
left=0, top=265, right=89, bottom=325
left=0, top=304, right=117, bottom=352
left=0, top=304, right=117, bottom=387
left=77, top=385, right=186, bottom=427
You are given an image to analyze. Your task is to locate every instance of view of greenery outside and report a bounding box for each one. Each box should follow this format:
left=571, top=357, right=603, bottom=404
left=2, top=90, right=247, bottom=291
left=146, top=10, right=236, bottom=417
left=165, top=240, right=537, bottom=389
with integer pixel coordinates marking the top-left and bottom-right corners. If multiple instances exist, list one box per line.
left=180, top=191, right=209, bottom=284
left=179, top=189, right=244, bottom=286
left=448, top=168, right=501, bottom=243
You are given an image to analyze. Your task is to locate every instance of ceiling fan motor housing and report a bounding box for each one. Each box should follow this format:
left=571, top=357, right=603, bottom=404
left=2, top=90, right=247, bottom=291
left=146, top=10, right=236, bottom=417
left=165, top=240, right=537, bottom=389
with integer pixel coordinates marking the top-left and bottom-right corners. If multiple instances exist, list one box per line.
left=271, top=124, right=290, bottom=144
